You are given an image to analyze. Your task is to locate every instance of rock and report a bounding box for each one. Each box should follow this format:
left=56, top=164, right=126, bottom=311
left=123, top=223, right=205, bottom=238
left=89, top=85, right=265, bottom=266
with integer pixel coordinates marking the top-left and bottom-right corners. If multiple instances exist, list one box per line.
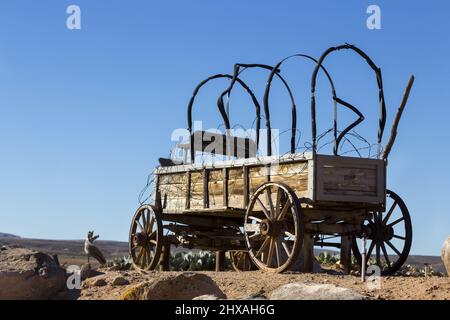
left=80, top=264, right=92, bottom=280
left=120, top=272, right=226, bottom=300
left=91, top=277, right=107, bottom=287
left=112, top=276, right=129, bottom=286
left=0, top=247, right=66, bottom=299
left=269, top=282, right=368, bottom=300
left=290, top=252, right=322, bottom=273
left=192, top=294, right=221, bottom=300
left=441, top=236, right=450, bottom=275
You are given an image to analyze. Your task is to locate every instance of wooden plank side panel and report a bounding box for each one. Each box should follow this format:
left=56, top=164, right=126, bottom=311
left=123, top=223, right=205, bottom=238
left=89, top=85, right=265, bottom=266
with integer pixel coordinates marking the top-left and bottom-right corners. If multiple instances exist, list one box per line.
left=315, top=155, right=385, bottom=204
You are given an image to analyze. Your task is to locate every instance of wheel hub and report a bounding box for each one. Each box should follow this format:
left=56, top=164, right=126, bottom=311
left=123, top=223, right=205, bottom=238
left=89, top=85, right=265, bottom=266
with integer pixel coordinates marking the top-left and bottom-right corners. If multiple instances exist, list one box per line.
left=260, top=219, right=281, bottom=237
left=134, top=232, right=148, bottom=247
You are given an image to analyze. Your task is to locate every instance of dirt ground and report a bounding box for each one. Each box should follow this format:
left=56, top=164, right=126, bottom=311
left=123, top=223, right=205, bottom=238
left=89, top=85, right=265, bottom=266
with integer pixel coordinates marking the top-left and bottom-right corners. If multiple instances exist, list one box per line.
left=78, top=270, right=450, bottom=300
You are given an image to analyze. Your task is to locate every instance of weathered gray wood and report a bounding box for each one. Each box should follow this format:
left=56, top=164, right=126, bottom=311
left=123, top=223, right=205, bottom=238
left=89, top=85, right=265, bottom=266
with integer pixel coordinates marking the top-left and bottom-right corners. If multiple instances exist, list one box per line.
left=215, top=251, right=226, bottom=271
left=303, top=234, right=314, bottom=272
left=203, top=169, right=209, bottom=208
left=340, top=236, right=352, bottom=275
left=223, top=168, right=229, bottom=208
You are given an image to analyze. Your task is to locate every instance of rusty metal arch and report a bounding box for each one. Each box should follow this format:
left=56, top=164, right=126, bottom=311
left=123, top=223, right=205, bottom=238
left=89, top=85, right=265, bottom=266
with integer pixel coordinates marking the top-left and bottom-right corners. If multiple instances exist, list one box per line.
left=263, top=54, right=337, bottom=156
left=187, top=74, right=261, bottom=162
left=215, top=63, right=296, bottom=156
left=310, top=43, right=387, bottom=157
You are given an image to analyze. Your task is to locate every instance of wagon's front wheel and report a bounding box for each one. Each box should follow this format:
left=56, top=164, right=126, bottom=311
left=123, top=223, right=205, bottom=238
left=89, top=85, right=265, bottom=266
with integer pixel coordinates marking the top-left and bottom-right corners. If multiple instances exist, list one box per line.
left=244, top=182, right=304, bottom=273
left=352, top=189, right=412, bottom=275
left=129, top=204, right=163, bottom=270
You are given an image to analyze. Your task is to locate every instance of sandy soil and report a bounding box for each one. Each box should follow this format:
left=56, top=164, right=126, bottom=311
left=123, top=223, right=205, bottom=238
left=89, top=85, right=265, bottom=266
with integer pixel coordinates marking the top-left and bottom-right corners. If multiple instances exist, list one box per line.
left=79, top=270, right=450, bottom=300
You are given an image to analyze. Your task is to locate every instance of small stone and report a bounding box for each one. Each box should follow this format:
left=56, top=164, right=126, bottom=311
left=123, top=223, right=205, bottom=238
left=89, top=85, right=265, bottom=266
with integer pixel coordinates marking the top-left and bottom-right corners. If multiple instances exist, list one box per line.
left=112, top=276, right=130, bottom=286
left=193, top=294, right=221, bottom=300
left=80, top=263, right=92, bottom=280
left=91, top=278, right=107, bottom=287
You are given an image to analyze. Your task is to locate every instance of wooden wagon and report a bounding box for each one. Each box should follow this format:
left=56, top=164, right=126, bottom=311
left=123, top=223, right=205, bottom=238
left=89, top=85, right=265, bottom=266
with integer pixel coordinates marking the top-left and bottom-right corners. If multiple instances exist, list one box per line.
left=128, top=44, right=415, bottom=275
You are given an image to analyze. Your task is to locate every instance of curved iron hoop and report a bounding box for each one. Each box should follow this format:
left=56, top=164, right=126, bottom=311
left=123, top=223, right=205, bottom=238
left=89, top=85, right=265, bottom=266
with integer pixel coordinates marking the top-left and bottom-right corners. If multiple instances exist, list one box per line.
left=217, top=63, right=297, bottom=156
left=310, top=43, right=386, bottom=156
left=263, top=54, right=337, bottom=156
left=187, top=74, right=261, bottom=162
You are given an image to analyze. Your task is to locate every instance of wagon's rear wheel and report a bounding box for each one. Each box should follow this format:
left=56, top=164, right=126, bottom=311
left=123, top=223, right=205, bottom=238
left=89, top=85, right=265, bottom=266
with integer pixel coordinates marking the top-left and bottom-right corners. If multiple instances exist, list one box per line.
left=129, top=204, right=163, bottom=270
left=244, top=182, right=304, bottom=273
left=352, top=189, right=412, bottom=275
left=229, top=251, right=256, bottom=272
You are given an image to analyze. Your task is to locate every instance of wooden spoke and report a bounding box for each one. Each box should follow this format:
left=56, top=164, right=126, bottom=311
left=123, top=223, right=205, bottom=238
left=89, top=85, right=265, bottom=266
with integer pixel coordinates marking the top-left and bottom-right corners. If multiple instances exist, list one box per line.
left=275, top=188, right=282, bottom=216
left=385, top=240, right=402, bottom=256
left=267, top=238, right=275, bottom=266
left=367, top=240, right=376, bottom=259
left=141, top=210, right=147, bottom=229
left=248, top=216, right=262, bottom=222
left=256, top=198, right=271, bottom=220
left=265, top=188, right=275, bottom=218
left=393, top=234, right=406, bottom=240
left=381, top=242, right=391, bottom=267
left=147, top=216, right=155, bottom=234
left=135, top=219, right=144, bottom=232
left=284, top=231, right=295, bottom=239
left=255, top=237, right=270, bottom=258
left=277, top=200, right=291, bottom=221
left=382, top=201, right=397, bottom=225
left=376, top=243, right=381, bottom=266
left=274, top=240, right=281, bottom=267
left=281, top=241, right=291, bottom=256
left=388, top=217, right=405, bottom=227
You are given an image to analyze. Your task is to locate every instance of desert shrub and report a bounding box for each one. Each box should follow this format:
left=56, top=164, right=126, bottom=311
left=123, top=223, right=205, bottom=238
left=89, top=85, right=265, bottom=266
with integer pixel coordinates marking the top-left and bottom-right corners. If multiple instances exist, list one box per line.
left=106, top=255, right=133, bottom=270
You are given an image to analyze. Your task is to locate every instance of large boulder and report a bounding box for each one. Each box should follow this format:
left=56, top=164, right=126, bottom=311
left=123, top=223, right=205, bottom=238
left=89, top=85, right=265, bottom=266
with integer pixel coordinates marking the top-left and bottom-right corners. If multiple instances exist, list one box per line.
left=269, top=282, right=368, bottom=300
left=120, top=272, right=226, bottom=300
left=442, top=236, right=450, bottom=275
left=0, top=247, right=66, bottom=299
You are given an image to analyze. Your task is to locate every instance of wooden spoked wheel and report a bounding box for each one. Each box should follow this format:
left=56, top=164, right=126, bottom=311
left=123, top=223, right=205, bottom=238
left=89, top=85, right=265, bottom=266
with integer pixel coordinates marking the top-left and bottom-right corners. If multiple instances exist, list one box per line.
left=229, top=251, right=256, bottom=272
left=129, top=204, right=163, bottom=270
left=352, top=189, right=412, bottom=275
left=244, top=182, right=304, bottom=273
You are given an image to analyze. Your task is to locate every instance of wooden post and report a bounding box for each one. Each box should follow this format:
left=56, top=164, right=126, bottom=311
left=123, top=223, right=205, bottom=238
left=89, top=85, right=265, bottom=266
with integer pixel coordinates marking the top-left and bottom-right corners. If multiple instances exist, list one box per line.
left=243, top=166, right=249, bottom=208
left=340, top=235, right=352, bottom=275
left=303, top=234, right=314, bottom=272
left=223, top=168, right=229, bottom=208
left=185, top=171, right=191, bottom=209
left=215, top=251, right=225, bottom=272
left=203, top=169, right=209, bottom=208
left=160, top=242, right=171, bottom=271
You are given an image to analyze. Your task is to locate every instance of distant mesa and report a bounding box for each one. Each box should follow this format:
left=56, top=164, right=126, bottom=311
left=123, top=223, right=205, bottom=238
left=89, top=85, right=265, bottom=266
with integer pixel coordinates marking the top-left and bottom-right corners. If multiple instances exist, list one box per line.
left=0, top=232, right=20, bottom=239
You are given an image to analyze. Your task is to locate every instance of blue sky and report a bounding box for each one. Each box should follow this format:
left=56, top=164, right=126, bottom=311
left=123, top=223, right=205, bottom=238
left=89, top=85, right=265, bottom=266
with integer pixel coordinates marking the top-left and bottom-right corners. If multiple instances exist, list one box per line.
left=0, top=1, right=449, bottom=256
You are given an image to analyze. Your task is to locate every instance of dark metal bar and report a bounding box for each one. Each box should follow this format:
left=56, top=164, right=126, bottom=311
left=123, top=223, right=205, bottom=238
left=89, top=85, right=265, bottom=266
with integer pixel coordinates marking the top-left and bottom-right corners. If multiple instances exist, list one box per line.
left=187, top=74, right=261, bottom=163
left=263, top=54, right=336, bottom=156
left=310, top=43, right=387, bottom=156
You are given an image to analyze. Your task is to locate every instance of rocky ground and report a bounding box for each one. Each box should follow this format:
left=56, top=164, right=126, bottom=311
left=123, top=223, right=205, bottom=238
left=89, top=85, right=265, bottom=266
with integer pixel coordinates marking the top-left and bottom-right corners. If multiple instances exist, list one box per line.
left=77, top=269, right=450, bottom=300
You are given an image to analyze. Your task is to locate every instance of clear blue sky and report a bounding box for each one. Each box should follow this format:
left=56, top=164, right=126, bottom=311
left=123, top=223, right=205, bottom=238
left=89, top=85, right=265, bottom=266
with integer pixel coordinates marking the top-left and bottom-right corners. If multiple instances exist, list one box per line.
left=0, top=1, right=449, bottom=256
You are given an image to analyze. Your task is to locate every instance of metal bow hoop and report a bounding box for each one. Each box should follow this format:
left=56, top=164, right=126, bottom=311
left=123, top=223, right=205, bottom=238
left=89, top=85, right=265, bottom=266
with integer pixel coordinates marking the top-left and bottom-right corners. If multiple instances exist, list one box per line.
left=310, top=43, right=387, bottom=157
left=216, top=63, right=295, bottom=154
left=187, top=74, right=261, bottom=162
left=263, top=54, right=337, bottom=156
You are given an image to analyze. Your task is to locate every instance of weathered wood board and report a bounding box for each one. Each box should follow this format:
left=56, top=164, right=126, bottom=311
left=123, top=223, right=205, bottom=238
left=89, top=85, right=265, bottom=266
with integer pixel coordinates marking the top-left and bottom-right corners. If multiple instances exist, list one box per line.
left=155, top=153, right=386, bottom=215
